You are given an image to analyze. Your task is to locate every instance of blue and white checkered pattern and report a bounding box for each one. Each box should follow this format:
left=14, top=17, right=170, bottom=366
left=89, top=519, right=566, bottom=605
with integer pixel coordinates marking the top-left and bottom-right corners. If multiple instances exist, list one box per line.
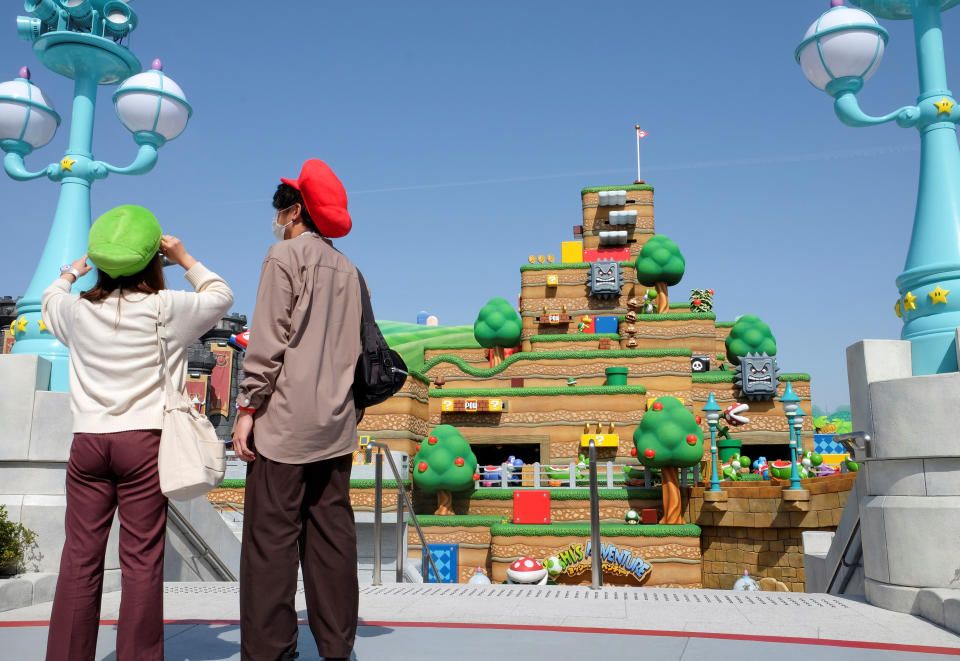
left=814, top=433, right=846, bottom=455
left=424, top=544, right=458, bottom=583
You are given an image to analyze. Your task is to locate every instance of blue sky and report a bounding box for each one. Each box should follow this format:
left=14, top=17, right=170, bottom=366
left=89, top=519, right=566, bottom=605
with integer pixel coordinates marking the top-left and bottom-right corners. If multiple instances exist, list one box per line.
left=2, top=1, right=956, bottom=410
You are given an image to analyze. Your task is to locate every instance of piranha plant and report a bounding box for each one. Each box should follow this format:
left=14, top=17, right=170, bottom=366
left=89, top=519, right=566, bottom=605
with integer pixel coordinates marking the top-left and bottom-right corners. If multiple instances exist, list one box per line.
left=689, top=288, right=714, bottom=313
left=413, top=425, right=479, bottom=515
left=633, top=396, right=703, bottom=524
left=634, top=235, right=685, bottom=313
left=474, top=297, right=523, bottom=367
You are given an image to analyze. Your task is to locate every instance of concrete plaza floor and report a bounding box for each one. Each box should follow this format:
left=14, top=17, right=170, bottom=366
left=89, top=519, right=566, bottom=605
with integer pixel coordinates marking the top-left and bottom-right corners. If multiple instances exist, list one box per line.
left=1, top=583, right=959, bottom=660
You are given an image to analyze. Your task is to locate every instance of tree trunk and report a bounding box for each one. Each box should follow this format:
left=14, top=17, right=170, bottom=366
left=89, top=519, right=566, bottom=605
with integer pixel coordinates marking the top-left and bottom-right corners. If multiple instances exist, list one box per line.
left=490, top=345, right=505, bottom=367
left=655, top=281, right=669, bottom=314
left=435, top=489, right=455, bottom=516
left=659, top=466, right=683, bottom=525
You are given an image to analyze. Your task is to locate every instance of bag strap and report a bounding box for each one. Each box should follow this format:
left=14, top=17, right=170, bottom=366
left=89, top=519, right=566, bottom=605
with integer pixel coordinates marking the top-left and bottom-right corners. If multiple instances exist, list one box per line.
left=156, top=294, right=179, bottom=410
left=356, top=268, right=374, bottom=328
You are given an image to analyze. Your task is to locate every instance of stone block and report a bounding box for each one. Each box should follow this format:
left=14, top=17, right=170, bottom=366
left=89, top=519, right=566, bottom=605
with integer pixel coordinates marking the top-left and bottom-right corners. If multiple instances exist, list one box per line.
left=742, top=551, right=759, bottom=565
left=922, top=457, right=960, bottom=496
left=863, top=458, right=926, bottom=496
left=0, top=355, right=51, bottom=460
left=868, top=373, right=960, bottom=458
left=880, top=495, right=960, bottom=588
left=944, top=590, right=960, bottom=637
left=763, top=528, right=778, bottom=541
left=0, top=463, right=67, bottom=495
left=769, top=541, right=783, bottom=552
left=0, top=495, right=24, bottom=522
left=726, top=498, right=748, bottom=513
left=749, top=498, right=778, bottom=513
left=916, top=588, right=960, bottom=628
left=758, top=551, right=779, bottom=566
left=20, top=495, right=67, bottom=573
left=865, top=577, right=920, bottom=614
left=846, top=340, right=911, bottom=439
left=860, top=496, right=890, bottom=584
left=28, top=391, right=73, bottom=461
left=26, top=572, right=58, bottom=605
left=0, top=576, right=32, bottom=612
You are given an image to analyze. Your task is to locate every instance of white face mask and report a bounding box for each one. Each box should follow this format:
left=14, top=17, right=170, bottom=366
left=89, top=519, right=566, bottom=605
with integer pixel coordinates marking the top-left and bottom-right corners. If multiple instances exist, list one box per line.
left=271, top=208, right=293, bottom=241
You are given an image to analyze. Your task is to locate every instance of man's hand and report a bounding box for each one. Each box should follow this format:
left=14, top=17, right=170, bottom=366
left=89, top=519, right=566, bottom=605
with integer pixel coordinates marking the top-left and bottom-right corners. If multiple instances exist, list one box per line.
left=160, top=235, right=198, bottom=271
left=232, top=411, right=256, bottom=462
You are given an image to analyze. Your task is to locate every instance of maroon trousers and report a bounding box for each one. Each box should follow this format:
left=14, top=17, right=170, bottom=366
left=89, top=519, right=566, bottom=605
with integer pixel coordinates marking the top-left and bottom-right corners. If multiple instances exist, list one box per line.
left=240, top=452, right=358, bottom=660
left=46, top=430, right=167, bottom=661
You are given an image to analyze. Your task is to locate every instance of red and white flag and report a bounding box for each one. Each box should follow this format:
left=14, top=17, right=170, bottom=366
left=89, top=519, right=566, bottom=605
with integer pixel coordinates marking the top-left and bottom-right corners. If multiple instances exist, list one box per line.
left=636, top=128, right=648, bottom=139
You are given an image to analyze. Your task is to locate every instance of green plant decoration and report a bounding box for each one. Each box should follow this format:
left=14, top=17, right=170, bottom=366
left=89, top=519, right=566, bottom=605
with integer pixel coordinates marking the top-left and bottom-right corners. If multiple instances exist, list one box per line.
left=689, top=288, right=714, bottom=313
left=473, top=297, right=522, bottom=367
left=634, top=235, right=685, bottom=313
left=413, top=425, right=478, bottom=516
left=725, top=315, right=777, bottom=366
left=0, top=505, right=36, bottom=575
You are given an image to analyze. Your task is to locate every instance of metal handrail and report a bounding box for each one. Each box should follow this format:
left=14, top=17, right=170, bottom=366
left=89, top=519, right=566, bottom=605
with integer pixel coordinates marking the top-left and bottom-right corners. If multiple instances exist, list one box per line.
left=588, top=439, right=602, bottom=590
left=825, top=518, right=863, bottom=594
left=369, top=441, right=441, bottom=585
left=167, top=502, right=237, bottom=582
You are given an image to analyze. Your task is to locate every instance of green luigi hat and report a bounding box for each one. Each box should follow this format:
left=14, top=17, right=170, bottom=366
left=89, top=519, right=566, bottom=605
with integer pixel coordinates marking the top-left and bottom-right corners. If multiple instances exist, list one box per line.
left=88, top=205, right=162, bottom=278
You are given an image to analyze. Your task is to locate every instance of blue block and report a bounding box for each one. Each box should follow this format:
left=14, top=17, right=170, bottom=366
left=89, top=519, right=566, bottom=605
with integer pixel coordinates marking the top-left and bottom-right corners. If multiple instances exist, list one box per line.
left=424, top=543, right=458, bottom=583
left=814, top=434, right=846, bottom=455
left=594, top=315, right=618, bottom=334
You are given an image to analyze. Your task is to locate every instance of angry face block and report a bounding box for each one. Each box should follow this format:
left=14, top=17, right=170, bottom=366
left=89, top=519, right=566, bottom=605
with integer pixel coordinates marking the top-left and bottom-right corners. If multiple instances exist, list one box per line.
left=735, top=353, right=780, bottom=400
left=586, top=260, right=623, bottom=299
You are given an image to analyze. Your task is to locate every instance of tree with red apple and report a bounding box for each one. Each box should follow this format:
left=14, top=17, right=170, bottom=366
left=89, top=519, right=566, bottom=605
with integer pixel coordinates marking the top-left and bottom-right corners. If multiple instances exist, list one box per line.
left=412, top=425, right=478, bottom=515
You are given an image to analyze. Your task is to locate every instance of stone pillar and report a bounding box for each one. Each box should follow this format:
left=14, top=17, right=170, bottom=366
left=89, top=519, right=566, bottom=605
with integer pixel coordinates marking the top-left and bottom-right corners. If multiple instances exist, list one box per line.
left=846, top=339, right=960, bottom=624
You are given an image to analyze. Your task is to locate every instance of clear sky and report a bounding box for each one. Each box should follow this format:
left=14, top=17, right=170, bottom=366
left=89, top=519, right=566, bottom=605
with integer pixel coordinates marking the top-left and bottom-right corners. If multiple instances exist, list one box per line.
left=2, top=1, right=956, bottom=411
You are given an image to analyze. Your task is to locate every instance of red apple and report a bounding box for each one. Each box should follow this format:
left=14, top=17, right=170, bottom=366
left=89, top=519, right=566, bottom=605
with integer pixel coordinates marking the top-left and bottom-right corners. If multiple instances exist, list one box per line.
left=686, top=434, right=698, bottom=445
left=428, top=436, right=438, bottom=444
left=455, top=457, right=465, bottom=467
left=652, top=402, right=663, bottom=411
left=644, top=448, right=655, bottom=459
left=418, top=462, right=428, bottom=472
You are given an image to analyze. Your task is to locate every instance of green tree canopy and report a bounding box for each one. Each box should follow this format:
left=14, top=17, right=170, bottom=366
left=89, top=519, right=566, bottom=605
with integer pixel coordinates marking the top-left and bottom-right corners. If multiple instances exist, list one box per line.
left=473, top=297, right=522, bottom=349
left=725, top=315, right=777, bottom=366
left=412, top=425, right=478, bottom=494
left=634, top=235, right=686, bottom=287
left=632, top=396, right=704, bottom=469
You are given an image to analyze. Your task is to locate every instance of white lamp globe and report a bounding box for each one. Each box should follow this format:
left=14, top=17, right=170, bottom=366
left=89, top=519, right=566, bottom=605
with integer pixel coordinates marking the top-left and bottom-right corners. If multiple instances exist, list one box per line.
left=113, top=60, right=192, bottom=141
left=0, top=69, right=60, bottom=149
left=797, top=4, right=887, bottom=91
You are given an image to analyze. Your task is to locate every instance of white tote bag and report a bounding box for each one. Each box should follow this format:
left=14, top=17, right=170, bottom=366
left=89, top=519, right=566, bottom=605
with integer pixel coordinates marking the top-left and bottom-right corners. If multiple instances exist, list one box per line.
left=155, top=295, right=226, bottom=500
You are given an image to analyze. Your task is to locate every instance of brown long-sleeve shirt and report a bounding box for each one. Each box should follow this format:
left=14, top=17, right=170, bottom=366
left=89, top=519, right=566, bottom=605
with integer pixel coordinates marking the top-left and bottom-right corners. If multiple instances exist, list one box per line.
left=236, top=234, right=362, bottom=464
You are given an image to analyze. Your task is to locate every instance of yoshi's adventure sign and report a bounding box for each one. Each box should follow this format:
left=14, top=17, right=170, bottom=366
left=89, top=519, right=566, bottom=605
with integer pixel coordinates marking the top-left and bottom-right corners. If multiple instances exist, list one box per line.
left=554, top=540, right=651, bottom=582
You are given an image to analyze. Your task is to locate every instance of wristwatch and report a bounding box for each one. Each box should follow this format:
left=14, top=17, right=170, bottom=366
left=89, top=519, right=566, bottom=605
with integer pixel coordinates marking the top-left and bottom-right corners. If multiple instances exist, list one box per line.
left=60, top=265, right=81, bottom=280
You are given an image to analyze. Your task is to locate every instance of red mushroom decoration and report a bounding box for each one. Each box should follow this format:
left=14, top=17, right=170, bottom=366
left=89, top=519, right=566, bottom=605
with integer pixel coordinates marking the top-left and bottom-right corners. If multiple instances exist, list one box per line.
left=506, top=557, right=548, bottom=585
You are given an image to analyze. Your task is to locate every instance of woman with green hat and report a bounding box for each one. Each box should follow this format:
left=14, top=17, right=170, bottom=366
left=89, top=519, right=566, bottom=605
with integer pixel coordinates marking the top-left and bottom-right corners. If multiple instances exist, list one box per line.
left=39, top=205, right=233, bottom=661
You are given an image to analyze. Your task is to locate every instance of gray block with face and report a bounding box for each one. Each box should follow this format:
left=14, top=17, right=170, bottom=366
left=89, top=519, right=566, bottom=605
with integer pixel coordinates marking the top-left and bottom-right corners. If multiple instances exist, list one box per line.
left=586, top=260, right=623, bottom=299
left=735, top=353, right=780, bottom=400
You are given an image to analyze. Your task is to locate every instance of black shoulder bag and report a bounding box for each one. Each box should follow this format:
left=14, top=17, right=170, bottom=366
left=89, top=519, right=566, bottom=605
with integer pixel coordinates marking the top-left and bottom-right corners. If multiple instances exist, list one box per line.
left=354, top=271, right=408, bottom=421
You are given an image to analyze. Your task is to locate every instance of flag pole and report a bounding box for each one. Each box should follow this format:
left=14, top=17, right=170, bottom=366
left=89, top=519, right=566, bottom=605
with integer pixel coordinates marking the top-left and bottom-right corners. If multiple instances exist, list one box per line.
left=634, top=124, right=642, bottom=183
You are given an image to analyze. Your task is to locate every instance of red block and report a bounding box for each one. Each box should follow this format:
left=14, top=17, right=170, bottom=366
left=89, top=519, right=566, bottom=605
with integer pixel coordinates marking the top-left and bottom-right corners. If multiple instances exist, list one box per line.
left=583, top=247, right=631, bottom=262
left=641, top=508, right=658, bottom=525
left=513, top=490, right=551, bottom=524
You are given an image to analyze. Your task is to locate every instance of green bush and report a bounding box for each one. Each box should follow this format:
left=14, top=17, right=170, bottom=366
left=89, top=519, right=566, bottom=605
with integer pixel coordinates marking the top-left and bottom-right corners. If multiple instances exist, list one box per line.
left=0, top=505, right=36, bottom=574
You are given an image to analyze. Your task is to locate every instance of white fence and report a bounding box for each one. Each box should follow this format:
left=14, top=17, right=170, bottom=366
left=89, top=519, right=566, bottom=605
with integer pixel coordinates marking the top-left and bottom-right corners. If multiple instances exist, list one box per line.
left=473, top=461, right=700, bottom=490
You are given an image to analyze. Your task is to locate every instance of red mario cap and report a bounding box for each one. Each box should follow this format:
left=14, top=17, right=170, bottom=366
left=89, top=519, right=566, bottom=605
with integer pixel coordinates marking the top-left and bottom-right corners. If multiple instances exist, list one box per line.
left=280, top=159, right=352, bottom=238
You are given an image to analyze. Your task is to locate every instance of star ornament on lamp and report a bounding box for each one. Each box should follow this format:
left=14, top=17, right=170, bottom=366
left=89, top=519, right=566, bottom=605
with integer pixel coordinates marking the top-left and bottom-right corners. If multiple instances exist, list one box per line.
left=797, top=0, right=960, bottom=375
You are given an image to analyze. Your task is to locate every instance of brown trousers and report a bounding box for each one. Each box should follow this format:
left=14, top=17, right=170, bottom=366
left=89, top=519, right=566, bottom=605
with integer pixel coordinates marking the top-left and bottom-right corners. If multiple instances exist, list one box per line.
left=240, top=452, right=358, bottom=660
left=46, top=430, right=167, bottom=661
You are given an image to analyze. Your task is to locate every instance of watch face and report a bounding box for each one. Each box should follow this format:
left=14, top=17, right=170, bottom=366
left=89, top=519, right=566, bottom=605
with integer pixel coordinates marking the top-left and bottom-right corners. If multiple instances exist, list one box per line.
left=60, top=265, right=71, bottom=273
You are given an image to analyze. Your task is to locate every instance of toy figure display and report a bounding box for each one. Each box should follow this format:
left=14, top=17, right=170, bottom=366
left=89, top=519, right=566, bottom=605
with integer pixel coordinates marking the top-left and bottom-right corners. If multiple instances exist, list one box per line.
left=586, top=260, right=624, bottom=299
left=752, top=456, right=770, bottom=479
left=506, top=557, right=548, bottom=584
left=721, top=453, right=751, bottom=481
left=768, top=450, right=823, bottom=480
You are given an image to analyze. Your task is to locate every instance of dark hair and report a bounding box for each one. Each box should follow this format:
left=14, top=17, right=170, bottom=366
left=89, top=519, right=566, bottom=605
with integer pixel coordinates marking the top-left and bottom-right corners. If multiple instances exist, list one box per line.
left=80, top=252, right=166, bottom=303
left=273, top=183, right=320, bottom=235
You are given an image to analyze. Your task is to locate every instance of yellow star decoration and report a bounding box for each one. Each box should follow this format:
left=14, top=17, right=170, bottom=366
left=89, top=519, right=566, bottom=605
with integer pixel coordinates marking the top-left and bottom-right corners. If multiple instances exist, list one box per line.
left=929, top=285, right=950, bottom=305
left=16, top=316, right=28, bottom=333
left=903, top=291, right=917, bottom=311
left=895, top=299, right=902, bottom=318
left=60, top=156, right=76, bottom=172
left=37, top=319, right=47, bottom=332
left=7, top=321, right=14, bottom=335
left=935, top=97, right=954, bottom=115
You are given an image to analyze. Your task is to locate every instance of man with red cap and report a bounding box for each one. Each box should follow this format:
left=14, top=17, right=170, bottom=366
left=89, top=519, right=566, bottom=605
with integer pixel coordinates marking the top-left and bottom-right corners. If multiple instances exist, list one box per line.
left=233, top=159, right=360, bottom=661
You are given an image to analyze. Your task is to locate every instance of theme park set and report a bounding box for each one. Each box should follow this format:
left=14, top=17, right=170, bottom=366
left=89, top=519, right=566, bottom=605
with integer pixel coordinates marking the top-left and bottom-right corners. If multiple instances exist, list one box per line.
left=3, top=0, right=960, bottom=636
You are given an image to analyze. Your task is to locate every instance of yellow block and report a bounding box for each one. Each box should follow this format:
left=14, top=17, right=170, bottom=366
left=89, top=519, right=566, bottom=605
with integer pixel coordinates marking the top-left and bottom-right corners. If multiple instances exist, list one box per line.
left=821, top=453, right=849, bottom=466
left=561, top=241, right=583, bottom=264
left=546, top=274, right=559, bottom=287
left=580, top=433, right=619, bottom=448
left=647, top=397, right=683, bottom=410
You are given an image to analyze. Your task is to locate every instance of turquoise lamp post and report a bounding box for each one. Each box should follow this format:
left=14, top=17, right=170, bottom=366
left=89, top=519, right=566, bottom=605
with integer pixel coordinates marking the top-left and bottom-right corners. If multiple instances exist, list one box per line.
left=704, top=392, right=723, bottom=491
left=1, top=1, right=192, bottom=391
left=797, top=0, right=960, bottom=375
left=780, top=381, right=803, bottom=490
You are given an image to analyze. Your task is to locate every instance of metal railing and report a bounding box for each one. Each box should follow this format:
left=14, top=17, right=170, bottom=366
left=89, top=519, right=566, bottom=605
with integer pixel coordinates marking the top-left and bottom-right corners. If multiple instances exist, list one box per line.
left=167, top=502, right=237, bottom=582
left=369, top=441, right=441, bottom=586
left=587, top=440, right=602, bottom=590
